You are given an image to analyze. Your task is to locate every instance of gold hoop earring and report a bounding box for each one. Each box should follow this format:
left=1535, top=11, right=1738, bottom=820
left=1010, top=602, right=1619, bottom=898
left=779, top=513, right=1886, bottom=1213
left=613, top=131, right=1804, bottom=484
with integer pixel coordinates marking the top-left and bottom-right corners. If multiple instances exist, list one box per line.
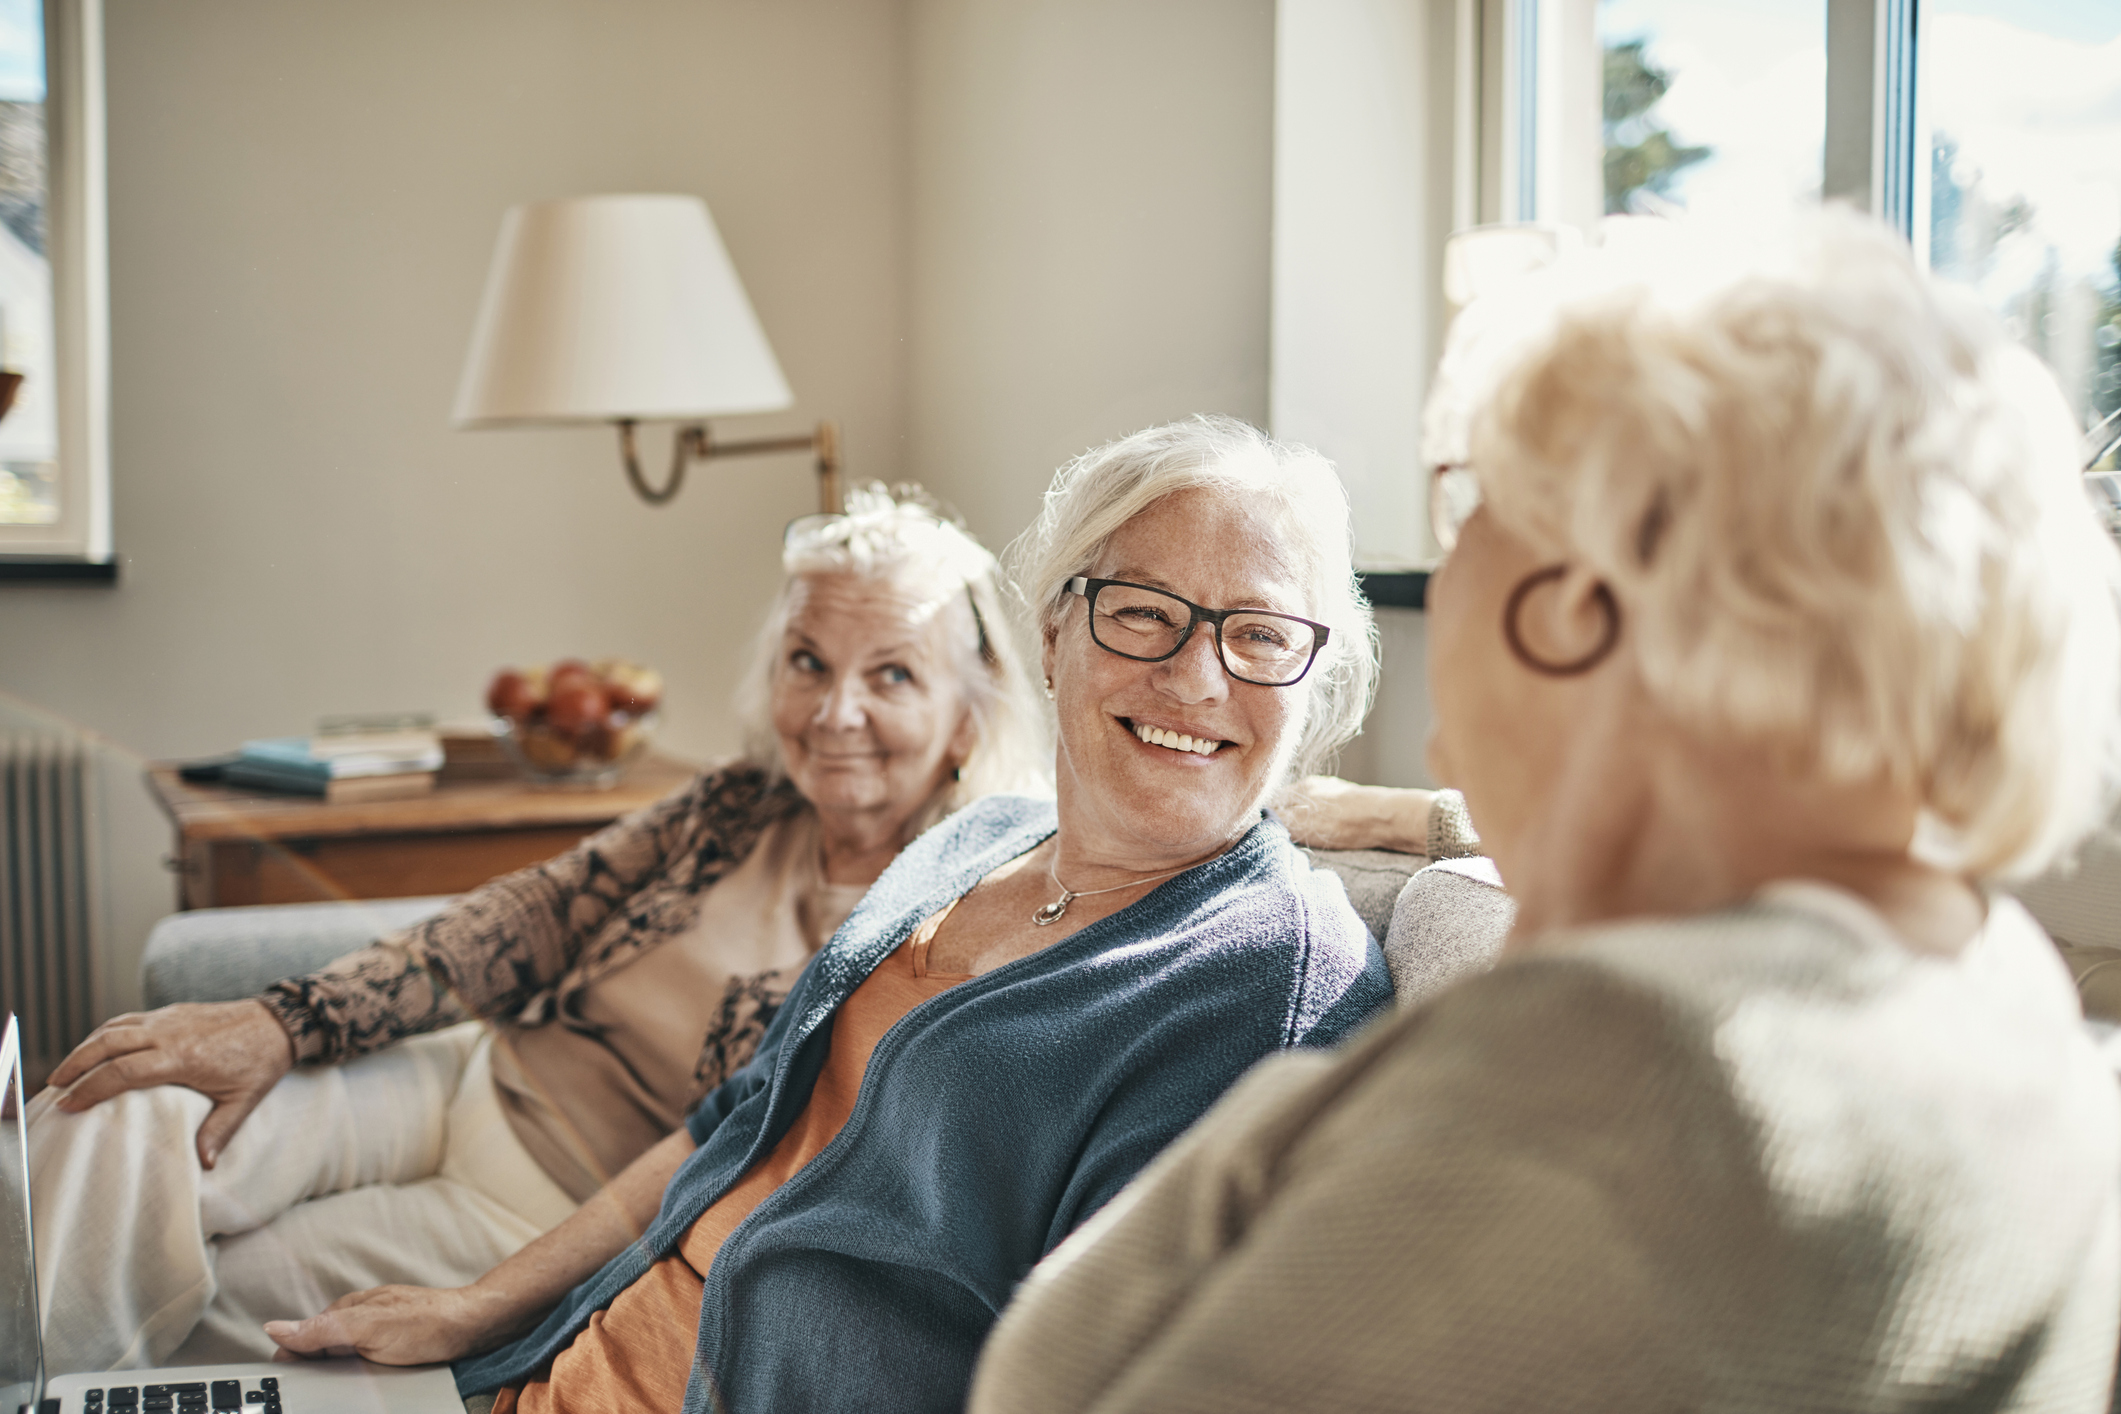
left=1502, top=565, right=1620, bottom=676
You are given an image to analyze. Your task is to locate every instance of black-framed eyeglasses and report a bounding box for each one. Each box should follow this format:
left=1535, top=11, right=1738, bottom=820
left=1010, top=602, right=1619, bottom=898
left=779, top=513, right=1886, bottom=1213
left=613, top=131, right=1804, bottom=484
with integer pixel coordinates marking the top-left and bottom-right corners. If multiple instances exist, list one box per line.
left=1064, top=577, right=1330, bottom=687
left=1429, top=462, right=1482, bottom=555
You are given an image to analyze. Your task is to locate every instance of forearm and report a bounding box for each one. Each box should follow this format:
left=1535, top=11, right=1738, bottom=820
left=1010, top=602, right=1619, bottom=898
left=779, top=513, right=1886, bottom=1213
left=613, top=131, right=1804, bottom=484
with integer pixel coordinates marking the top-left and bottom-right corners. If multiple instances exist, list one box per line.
left=1277, top=777, right=1435, bottom=855
left=265, top=1123, right=701, bottom=1367
left=257, top=944, right=472, bottom=1065
left=257, top=788, right=703, bottom=1065
left=465, top=1126, right=695, bottom=1332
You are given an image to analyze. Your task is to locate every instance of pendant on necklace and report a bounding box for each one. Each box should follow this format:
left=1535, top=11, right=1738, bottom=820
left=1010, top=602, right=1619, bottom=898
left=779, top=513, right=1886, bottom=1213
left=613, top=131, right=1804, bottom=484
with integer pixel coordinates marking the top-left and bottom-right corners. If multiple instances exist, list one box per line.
left=1032, top=892, right=1075, bottom=926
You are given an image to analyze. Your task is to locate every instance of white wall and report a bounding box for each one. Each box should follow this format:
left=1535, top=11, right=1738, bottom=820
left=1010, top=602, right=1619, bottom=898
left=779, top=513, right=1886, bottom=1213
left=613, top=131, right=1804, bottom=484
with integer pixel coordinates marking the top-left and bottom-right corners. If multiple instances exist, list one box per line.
left=1272, top=0, right=1455, bottom=574
left=0, top=0, right=911, bottom=1014
left=1272, top=0, right=1476, bottom=784
left=901, top=0, right=1444, bottom=792
left=0, top=0, right=1442, bottom=1022
left=1270, top=0, right=1470, bottom=787
left=905, top=0, right=1277, bottom=558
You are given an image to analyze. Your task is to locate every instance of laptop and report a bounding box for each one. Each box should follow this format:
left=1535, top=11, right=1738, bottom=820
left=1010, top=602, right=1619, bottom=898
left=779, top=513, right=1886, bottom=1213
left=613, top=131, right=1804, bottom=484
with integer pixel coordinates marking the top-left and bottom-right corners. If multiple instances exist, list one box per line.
left=1, top=1016, right=465, bottom=1414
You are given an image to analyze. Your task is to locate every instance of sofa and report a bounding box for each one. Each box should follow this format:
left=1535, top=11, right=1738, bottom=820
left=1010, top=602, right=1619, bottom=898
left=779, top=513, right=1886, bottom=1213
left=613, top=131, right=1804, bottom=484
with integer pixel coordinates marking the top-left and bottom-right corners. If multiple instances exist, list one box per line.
left=139, top=849, right=1513, bottom=1013
left=140, top=844, right=2121, bottom=1082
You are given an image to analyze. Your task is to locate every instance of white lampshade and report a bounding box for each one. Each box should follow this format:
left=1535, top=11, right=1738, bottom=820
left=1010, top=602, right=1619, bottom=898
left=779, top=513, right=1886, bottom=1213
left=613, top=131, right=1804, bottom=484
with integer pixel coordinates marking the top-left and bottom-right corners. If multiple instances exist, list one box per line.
left=452, top=194, right=794, bottom=428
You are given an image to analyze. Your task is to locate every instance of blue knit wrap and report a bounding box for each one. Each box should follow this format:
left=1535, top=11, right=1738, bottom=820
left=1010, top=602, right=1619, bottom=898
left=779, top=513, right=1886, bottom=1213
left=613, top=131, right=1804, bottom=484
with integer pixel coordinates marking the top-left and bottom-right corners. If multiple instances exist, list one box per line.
left=455, top=795, right=1391, bottom=1413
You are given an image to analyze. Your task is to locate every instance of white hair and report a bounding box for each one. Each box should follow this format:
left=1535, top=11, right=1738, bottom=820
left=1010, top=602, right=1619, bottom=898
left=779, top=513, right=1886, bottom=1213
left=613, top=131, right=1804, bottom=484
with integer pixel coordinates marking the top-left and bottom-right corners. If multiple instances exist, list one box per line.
left=1004, top=415, right=1377, bottom=783
left=1428, top=208, right=2121, bottom=881
left=735, top=483, right=1049, bottom=810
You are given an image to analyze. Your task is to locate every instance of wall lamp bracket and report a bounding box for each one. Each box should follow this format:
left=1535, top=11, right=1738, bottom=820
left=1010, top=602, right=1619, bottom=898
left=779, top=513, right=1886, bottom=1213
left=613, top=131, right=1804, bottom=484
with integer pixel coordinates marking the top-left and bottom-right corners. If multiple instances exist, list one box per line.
left=615, top=418, right=842, bottom=513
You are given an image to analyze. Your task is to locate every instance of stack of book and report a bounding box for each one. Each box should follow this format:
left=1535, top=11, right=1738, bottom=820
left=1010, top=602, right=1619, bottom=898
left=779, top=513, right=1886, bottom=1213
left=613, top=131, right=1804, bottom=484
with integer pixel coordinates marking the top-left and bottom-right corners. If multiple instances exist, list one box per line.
left=225, top=727, right=445, bottom=802
left=437, top=722, right=516, bottom=781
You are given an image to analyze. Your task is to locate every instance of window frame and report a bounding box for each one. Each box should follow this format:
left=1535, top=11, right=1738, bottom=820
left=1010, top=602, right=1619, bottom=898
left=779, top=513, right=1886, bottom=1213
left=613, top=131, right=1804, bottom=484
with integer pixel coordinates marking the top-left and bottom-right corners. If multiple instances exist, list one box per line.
left=1505, top=0, right=2113, bottom=438
left=1822, top=0, right=1918, bottom=237
left=0, top=0, right=109, bottom=567
left=1270, top=0, right=1989, bottom=587
left=1491, top=0, right=1918, bottom=232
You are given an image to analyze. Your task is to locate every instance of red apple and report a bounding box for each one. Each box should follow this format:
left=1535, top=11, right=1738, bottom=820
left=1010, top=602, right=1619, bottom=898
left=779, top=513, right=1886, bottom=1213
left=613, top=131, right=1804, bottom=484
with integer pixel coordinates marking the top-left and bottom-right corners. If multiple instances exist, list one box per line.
left=491, top=670, right=547, bottom=725
left=548, top=659, right=597, bottom=695
left=547, top=680, right=609, bottom=739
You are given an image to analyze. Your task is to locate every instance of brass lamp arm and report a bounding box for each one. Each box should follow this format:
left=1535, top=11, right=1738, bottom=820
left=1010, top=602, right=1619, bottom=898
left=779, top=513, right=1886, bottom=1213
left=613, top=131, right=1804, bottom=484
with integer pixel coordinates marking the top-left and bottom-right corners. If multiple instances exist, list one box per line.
left=615, top=418, right=844, bottom=511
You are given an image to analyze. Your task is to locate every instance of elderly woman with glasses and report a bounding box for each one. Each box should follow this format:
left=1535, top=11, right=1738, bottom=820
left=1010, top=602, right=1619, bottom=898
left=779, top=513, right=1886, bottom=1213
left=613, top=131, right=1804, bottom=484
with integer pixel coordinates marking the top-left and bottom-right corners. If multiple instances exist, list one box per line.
left=30, top=485, right=1050, bottom=1372
left=260, top=416, right=1395, bottom=1414
left=969, top=213, right=2121, bottom=1413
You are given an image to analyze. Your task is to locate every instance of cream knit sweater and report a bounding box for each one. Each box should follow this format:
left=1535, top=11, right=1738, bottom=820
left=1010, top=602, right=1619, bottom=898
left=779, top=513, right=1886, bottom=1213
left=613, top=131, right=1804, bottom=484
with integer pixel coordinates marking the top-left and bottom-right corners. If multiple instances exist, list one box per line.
left=971, top=883, right=2121, bottom=1414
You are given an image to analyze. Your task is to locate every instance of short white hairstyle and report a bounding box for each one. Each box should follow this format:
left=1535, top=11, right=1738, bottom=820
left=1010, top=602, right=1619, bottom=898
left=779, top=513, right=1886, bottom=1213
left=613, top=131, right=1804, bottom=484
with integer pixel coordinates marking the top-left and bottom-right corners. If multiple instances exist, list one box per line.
left=1005, top=415, right=1377, bottom=783
left=735, top=483, right=1049, bottom=810
left=1427, top=208, right=2121, bottom=880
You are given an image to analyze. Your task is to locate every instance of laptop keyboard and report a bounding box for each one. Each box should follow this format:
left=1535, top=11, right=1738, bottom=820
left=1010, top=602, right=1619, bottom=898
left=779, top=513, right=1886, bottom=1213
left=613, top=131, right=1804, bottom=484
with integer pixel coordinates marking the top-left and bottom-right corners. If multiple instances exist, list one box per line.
left=73, top=1378, right=282, bottom=1414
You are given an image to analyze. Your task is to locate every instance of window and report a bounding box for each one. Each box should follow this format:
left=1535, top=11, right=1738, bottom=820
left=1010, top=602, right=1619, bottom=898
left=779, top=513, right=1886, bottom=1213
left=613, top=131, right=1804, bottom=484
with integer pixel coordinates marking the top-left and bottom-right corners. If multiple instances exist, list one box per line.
left=1524, top=0, right=2117, bottom=456
left=0, top=0, right=105, bottom=564
left=1268, top=0, right=2116, bottom=581
left=1918, top=0, right=2121, bottom=443
left=1596, top=0, right=1826, bottom=221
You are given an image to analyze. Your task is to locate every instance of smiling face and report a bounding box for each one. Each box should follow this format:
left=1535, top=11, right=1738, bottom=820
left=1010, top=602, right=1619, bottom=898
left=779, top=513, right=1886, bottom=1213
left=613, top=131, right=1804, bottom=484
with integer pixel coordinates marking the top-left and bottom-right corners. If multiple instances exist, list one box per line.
left=1043, top=487, right=1313, bottom=868
left=771, top=570, right=976, bottom=841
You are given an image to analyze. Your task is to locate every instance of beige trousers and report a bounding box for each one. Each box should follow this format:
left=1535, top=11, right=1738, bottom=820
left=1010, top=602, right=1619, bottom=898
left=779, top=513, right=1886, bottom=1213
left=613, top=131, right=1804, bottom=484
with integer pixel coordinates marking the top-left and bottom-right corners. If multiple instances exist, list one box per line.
left=27, top=1023, right=577, bottom=1374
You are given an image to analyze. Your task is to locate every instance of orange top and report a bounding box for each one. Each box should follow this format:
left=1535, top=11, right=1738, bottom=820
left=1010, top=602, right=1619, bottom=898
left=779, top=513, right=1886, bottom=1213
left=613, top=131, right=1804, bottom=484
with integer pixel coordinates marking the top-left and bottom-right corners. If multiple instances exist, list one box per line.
left=496, top=914, right=968, bottom=1414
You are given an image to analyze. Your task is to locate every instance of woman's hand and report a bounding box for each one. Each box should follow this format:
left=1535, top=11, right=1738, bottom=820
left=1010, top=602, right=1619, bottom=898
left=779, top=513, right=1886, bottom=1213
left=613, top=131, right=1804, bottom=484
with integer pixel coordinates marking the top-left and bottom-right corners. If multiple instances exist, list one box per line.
left=1276, top=776, right=1436, bottom=856
left=45, top=1000, right=296, bottom=1168
left=263, top=1282, right=529, bottom=1366
left=263, top=1125, right=699, bottom=1369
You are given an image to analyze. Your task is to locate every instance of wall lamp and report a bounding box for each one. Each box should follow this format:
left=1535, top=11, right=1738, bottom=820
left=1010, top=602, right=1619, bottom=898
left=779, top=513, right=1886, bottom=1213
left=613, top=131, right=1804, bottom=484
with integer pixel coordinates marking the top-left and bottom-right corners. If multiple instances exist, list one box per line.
left=452, top=193, right=842, bottom=512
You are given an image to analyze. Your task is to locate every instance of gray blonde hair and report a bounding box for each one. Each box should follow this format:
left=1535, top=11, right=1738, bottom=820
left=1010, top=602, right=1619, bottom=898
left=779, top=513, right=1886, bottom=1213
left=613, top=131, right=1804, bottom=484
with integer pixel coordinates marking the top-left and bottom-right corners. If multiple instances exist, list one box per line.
left=735, top=483, right=1049, bottom=811
left=1429, top=208, right=2121, bottom=881
left=1004, top=415, right=1377, bottom=783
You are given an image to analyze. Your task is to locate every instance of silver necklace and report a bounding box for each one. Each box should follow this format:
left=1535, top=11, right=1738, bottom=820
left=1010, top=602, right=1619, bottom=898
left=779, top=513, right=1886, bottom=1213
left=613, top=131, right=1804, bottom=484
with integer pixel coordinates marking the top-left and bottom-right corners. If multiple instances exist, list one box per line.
left=1032, top=854, right=1192, bottom=926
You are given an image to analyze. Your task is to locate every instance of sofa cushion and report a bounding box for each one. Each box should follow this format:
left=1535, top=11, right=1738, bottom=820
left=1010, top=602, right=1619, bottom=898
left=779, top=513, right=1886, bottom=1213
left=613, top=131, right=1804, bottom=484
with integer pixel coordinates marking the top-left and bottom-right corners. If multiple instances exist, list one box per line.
left=1303, top=848, right=1514, bottom=1010
left=141, top=896, right=456, bottom=1009
left=1383, top=856, right=1515, bottom=1009
left=1301, top=847, right=1423, bottom=940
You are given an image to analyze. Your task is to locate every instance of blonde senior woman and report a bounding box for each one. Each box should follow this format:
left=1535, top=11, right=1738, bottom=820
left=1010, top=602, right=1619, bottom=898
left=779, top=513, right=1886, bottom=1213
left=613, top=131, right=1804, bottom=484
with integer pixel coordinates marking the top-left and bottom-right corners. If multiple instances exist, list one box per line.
left=258, top=416, right=1395, bottom=1414
left=29, top=485, right=1046, bottom=1372
left=970, top=212, right=2121, bottom=1413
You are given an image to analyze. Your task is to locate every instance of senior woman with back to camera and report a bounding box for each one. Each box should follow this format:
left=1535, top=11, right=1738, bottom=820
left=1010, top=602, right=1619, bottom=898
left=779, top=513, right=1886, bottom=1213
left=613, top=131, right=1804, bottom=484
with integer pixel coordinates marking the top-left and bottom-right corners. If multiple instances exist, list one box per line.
left=258, top=416, right=1395, bottom=1413
left=28, top=485, right=1048, bottom=1371
left=971, top=211, right=2121, bottom=1413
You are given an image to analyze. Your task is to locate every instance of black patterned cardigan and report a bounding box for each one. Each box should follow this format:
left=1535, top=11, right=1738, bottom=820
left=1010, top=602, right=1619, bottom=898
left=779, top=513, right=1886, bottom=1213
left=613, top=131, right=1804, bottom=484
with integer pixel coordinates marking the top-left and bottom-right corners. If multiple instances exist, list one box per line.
left=257, top=763, right=809, bottom=1096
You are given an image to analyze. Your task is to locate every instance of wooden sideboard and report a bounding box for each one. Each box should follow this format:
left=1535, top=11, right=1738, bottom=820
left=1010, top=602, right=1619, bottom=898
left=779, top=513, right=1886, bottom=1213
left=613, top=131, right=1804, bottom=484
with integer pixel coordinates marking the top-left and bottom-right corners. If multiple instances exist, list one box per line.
left=145, top=755, right=698, bottom=909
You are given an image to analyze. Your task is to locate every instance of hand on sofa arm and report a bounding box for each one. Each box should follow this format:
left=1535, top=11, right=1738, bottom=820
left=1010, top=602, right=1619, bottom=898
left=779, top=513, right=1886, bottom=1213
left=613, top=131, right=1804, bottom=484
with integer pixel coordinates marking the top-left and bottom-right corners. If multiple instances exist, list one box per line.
left=45, top=999, right=296, bottom=1168
left=1277, top=777, right=1438, bottom=855
left=265, top=1125, right=697, bottom=1366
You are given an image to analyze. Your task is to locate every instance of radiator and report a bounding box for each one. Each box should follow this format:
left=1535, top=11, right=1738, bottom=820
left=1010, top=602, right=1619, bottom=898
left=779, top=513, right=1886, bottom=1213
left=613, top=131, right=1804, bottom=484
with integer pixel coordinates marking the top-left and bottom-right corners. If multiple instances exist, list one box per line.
left=0, top=735, right=96, bottom=1090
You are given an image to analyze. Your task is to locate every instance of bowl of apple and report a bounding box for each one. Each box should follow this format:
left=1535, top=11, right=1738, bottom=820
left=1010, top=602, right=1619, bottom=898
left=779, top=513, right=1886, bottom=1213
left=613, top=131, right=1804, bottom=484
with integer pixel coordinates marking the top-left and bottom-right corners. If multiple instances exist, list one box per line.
left=485, top=658, right=664, bottom=788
